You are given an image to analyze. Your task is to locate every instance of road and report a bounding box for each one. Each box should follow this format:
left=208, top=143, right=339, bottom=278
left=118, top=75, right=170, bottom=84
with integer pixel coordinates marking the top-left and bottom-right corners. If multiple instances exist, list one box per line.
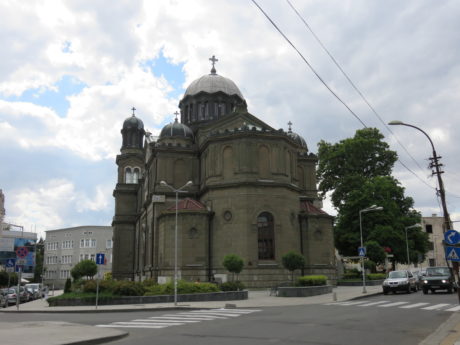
left=5, top=291, right=460, bottom=345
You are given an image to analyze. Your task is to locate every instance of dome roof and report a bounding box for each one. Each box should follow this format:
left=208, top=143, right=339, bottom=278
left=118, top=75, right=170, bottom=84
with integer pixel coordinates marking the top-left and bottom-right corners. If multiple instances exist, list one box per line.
left=183, top=73, right=244, bottom=100
left=288, top=131, right=307, bottom=148
left=123, top=115, right=144, bottom=130
left=159, top=118, right=194, bottom=139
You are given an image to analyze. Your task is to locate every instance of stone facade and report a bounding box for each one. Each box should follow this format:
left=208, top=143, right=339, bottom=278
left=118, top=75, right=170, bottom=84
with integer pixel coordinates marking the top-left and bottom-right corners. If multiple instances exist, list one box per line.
left=112, top=61, right=336, bottom=287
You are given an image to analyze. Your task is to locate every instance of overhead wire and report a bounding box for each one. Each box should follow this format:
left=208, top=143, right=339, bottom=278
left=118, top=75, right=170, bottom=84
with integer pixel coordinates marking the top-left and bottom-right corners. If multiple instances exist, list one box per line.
left=250, top=0, right=367, bottom=128
left=283, top=0, right=438, bottom=193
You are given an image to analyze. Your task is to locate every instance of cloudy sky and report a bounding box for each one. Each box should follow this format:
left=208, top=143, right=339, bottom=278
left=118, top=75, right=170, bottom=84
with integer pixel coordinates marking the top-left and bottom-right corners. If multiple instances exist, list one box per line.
left=1, top=0, right=459, bottom=239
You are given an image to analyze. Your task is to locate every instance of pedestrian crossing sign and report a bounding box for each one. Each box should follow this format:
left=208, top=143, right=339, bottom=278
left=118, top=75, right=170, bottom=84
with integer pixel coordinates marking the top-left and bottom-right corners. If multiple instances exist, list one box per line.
left=445, top=246, right=460, bottom=261
left=358, top=247, right=366, bottom=257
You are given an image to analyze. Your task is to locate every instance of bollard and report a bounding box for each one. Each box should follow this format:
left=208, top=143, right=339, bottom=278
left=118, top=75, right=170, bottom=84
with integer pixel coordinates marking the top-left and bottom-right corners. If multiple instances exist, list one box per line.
left=333, top=292, right=337, bottom=302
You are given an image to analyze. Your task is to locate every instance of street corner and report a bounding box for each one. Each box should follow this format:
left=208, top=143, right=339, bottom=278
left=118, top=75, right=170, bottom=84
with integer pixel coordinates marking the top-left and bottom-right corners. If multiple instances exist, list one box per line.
left=0, top=321, right=128, bottom=345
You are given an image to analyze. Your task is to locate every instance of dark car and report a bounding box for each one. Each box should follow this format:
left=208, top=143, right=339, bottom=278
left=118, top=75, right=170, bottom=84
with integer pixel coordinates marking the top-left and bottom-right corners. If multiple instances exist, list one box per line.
left=382, top=270, right=417, bottom=294
left=422, top=266, right=456, bottom=294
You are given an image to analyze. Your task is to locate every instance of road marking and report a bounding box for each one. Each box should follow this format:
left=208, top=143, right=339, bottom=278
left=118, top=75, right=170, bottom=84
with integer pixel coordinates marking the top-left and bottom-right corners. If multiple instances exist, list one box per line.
left=378, top=302, right=409, bottom=308
left=399, top=303, right=430, bottom=309
left=445, top=305, right=460, bottom=312
left=421, top=303, right=451, bottom=310
left=327, top=300, right=370, bottom=306
left=95, top=308, right=260, bottom=330
left=358, top=301, right=390, bottom=307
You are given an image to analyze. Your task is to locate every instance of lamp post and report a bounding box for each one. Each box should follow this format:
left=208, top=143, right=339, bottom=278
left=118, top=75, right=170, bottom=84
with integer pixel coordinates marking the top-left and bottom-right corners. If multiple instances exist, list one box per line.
left=359, top=205, right=383, bottom=293
left=160, top=180, right=192, bottom=306
left=388, top=120, right=459, bottom=302
left=405, top=225, right=420, bottom=269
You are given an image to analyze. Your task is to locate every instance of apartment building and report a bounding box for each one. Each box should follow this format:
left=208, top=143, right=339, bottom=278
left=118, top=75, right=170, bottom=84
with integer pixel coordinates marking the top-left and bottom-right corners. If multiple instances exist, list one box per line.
left=44, top=226, right=113, bottom=288
left=421, top=214, right=446, bottom=267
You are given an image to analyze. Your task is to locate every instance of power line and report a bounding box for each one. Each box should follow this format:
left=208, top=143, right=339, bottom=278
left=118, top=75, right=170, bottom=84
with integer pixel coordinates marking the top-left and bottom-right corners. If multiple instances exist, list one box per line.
left=250, top=0, right=367, bottom=128
left=284, top=0, right=430, bottom=184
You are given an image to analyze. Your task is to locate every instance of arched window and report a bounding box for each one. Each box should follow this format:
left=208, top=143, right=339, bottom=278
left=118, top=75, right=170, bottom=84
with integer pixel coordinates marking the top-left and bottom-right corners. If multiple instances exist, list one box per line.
left=257, top=212, right=275, bottom=260
left=133, top=168, right=140, bottom=184
left=125, top=167, right=132, bottom=183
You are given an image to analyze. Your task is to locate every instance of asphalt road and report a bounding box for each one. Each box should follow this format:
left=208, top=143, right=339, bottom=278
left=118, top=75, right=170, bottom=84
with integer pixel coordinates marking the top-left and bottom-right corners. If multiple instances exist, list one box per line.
left=5, top=291, right=460, bottom=345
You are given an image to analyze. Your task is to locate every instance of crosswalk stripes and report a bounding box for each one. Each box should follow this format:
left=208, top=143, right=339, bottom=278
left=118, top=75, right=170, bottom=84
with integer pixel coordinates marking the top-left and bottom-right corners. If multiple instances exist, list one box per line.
left=96, top=308, right=261, bottom=329
left=323, top=300, right=459, bottom=313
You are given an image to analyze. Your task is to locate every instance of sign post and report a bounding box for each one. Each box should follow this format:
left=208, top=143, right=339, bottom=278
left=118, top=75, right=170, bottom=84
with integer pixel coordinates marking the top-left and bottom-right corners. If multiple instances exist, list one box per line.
left=95, top=253, right=105, bottom=310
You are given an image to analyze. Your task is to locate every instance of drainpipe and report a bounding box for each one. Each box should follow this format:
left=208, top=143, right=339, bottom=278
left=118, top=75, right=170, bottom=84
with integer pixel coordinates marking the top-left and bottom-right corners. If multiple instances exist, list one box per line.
left=207, top=211, right=215, bottom=281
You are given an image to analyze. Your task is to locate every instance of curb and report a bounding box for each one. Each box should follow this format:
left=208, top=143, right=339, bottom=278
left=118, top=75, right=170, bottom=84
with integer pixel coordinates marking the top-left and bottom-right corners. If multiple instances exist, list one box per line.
left=62, top=331, right=129, bottom=345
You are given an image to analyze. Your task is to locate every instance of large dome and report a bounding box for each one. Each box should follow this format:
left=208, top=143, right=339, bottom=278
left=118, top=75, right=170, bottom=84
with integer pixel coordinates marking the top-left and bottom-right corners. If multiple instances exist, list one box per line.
left=183, top=73, right=244, bottom=100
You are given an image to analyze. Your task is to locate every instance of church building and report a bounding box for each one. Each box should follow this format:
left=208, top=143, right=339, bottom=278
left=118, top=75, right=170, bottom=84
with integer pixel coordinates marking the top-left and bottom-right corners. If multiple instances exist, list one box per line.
left=112, top=57, right=336, bottom=287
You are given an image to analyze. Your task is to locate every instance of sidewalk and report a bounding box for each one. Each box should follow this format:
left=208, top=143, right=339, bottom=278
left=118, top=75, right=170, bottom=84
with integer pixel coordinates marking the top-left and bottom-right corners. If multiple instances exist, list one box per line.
left=0, top=285, right=458, bottom=345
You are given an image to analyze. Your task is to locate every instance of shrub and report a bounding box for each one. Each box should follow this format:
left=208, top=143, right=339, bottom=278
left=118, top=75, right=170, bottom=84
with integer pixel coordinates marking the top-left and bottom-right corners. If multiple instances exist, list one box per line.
left=220, top=281, right=245, bottom=291
left=112, top=281, right=145, bottom=296
left=222, top=254, right=244, bottom=281
left=103, top=272, right=112, bottom=281
left=297, top=275, right=327, bottom=286
left=281, top=251, right=305, bottom=283
left=367, top=273, right=386, bottom=280
left=342, top=268, right=360, bottom=279
left=71, top=260, right=97, bottom=280
left=82, top=280, right=97, bottom=293
left=144, top=280, right=220, bottom=296
left=64, top=278, right=72, bottom=293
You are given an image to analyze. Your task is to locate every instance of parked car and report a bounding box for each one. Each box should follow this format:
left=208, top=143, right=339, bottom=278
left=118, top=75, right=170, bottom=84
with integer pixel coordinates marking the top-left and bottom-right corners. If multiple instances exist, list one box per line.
left=25, top=283, right=44, bottom=298
left=382, top=270, right=418, bottom=294
left=4, top=288, right=19, bottom=305
left=411, top=270, right=424, bottom=290
left=0, top=289, right=8, bottom=308
left=25, top=286, right=38, bottom=300
left=422, top=266, right=456, bottom=294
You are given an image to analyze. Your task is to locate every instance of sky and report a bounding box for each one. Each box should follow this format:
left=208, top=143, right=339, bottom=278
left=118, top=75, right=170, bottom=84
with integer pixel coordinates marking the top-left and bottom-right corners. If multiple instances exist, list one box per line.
left=1, top=0, right=460, bottom=240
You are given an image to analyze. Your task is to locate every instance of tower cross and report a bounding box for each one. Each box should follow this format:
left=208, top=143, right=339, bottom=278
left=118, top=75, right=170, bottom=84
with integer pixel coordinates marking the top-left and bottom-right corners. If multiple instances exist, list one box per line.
left=287, top=121, right=292, bottom=132
left=209, top=55, right=218, bottom=74
left=131, top=107, right=136, bottom=116
left=174, top=111, right=179, bottom=121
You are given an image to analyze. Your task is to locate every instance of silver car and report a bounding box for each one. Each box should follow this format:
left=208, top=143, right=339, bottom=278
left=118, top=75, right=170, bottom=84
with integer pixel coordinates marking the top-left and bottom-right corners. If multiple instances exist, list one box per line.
left=382, top=270, right=418, bottom=294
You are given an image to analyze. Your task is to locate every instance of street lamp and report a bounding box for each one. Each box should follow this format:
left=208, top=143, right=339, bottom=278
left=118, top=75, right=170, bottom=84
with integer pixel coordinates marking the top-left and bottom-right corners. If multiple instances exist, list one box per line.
left=359, top=205, right=383, bottom=293
left=160, top=180, right=193, bottom=306
left=405, top=225, right=420, bottom=268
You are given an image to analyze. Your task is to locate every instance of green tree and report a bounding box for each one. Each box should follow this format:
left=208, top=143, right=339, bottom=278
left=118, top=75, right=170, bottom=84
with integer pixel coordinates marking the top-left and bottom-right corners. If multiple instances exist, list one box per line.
left=281, top=251, right=306, bottom=284
left=71, top=260, right=97, bottom=280
left=317, top=128, right=429, bottom=265
left=364, top=241, right=386, bottom=265
left=333, top=176, right=429, bottom=263
left=222, top=254, right=244, bottom=281
left=64, top=278, right=72, bottom=293
left=33, top=238, right=45, bottom=283
left=317, top=128, right=397, bottom=209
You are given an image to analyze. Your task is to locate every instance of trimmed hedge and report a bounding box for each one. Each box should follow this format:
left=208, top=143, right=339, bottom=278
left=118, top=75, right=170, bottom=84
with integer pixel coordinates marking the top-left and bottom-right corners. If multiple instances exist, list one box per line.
left=367, top=273, right=386, bottom=280
left=144, top=281, right=219, bottom=296
left=297, top=275, right=327, bottom=286
left=220, top=281, right=245, bottom=291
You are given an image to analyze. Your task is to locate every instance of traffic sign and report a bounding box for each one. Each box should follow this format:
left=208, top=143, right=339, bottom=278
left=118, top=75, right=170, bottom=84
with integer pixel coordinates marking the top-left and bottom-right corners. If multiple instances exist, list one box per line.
left=5, top=258, right=16, bottom=268
left=96, top=253, right=105, bottom=265
left=16, top=259, right=27, bottom=265
left=15, top=246, right=29, bottom=258
left=358, top=247, right=366, bottom=257
left=445, top=246, right=460, bottom=261
left=444, top=230, right=460, bottom=245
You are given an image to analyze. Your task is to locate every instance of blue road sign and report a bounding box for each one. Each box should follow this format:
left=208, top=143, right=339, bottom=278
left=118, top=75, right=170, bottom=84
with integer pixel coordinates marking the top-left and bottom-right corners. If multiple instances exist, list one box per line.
left=358, top=247, right=366, bottom=257
left=445, top=230, right=460, bottom=245
left=96, top=253, right=105, bottom=265
left=6, top=258, right=16, bottom=268
left=445, top=246, right=460, bottom=261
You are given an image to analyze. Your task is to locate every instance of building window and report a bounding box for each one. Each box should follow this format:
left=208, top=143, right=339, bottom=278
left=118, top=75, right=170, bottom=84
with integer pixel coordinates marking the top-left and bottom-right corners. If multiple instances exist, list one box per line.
left=80, top=239, right=84, bottom=248
left=85, top=239, right=90, bottom=247
left=429, top=258, right=436, bottom=267
left=90, top=254, right=95, bottom=261
left=428, top=242, right=434, bottom=250
left=257, top=212, right=275, bottom=260
left=106, top=239, right=112, bottom=249
left=91, top=239, right=96, bottom=248
left=425, top=224, right=433, bottom=233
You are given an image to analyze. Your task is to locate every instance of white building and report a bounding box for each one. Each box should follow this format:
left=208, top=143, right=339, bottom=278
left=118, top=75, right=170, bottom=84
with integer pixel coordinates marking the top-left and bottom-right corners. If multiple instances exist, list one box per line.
left=44, top=226, right=113, bottom=288
left=420, top=214, right=447, bottom=268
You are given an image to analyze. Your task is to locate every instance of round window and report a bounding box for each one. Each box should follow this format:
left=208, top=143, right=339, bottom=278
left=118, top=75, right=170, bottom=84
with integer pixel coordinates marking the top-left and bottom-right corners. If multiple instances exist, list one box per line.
left=223, top=210, right=232, bottom=221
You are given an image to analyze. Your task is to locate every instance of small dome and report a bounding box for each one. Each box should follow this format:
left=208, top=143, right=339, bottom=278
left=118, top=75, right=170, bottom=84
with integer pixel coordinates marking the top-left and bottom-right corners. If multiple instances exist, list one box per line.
left=183, top=73, right=244, bottom=100
left=288, top=131, right=307, bottom=148
left=123, top=115, right=144, bottom=130
left=159, top=118, right=194, bottom=139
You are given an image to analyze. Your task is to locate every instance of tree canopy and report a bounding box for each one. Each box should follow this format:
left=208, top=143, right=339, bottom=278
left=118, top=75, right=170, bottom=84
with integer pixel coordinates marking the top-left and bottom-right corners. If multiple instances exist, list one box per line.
left=71, top=259, right=97, bottom=280
left=317, top=128, right=398, bottom=209
left=317, top=128, right=430, bottom=265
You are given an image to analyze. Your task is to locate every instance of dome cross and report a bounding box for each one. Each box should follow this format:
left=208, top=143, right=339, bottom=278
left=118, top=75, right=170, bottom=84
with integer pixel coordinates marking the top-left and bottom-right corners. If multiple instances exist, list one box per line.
left=209, top=55, right=218, bottom=74
left=287, top=121, right=293, bottom=133
left=131, top=107, right=136, bottom=117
